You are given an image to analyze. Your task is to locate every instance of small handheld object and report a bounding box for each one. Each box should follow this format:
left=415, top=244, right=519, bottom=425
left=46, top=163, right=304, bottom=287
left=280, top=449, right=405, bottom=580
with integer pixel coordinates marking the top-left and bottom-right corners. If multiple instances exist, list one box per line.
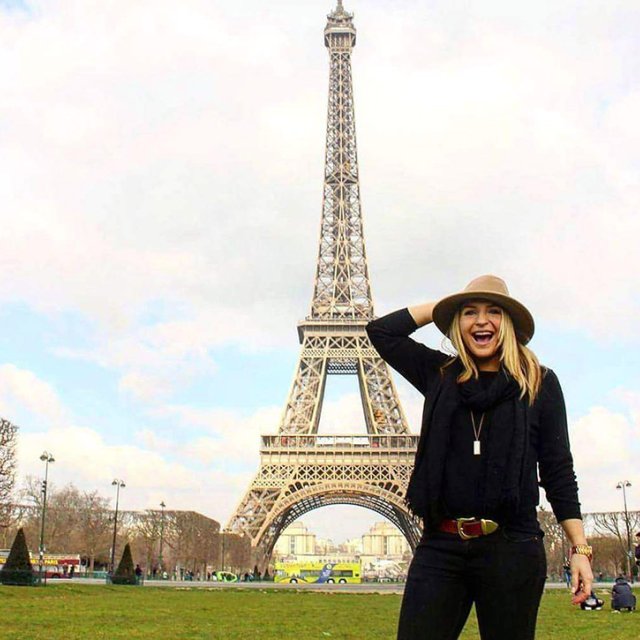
left=580, top=593, right=604, bottom=610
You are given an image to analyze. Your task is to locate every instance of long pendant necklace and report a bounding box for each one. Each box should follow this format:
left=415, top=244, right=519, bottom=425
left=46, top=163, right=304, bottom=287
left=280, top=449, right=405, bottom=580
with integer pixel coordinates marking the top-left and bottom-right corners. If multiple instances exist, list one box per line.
left=470, top=411, right=486, bottom=456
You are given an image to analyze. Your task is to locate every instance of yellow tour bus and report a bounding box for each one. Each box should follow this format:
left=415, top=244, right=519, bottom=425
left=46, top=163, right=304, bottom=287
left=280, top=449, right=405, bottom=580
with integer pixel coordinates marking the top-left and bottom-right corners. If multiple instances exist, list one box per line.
left=274, top=561, right=361, bottom=584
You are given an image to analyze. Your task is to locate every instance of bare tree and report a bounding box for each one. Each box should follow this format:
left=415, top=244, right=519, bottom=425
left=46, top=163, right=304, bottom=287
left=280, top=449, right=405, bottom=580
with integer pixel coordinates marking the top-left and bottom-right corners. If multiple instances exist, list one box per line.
left=0, top=419, right=18, bottom=528
left=76, top=491, right=112, bottom=573
left=123, top=510, right=227, bottom=578
left=0, top=502, right=32, bottom=549
left=590, top=535, right=627, bottom=578
left=15, top=479, right=112, bottom=570
left=16, top=476, right=49, bottom=552
left=589, top=511, right=640, bottom=542
left=171, top=511, right=219, bottom=576
left=128, top=509, right=163, bottom=573
left=538, top=508, right=567, bottom=579
left=18, top=479, right=84, bottom=553
left=589, top=511, right=640, bottom=575
left=223, top=532, right=251, bottom=574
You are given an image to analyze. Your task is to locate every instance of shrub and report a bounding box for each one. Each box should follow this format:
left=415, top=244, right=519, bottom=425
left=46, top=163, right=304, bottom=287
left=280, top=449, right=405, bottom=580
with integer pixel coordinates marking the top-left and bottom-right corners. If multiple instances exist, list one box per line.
left=111, top=543, right=137, bottom=585
left=0, top=528, right=36, bottom=586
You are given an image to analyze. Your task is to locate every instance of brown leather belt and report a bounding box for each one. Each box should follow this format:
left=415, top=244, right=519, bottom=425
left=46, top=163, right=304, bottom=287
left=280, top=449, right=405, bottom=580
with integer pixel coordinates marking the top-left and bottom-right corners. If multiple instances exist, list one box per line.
left=438, top=518, right=499, bottom=540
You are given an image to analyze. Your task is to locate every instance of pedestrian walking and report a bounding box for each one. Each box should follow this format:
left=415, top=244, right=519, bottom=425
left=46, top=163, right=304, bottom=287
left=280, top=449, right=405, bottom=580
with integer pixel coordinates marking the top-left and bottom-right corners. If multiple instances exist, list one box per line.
left=563, top=559, right=572, bottom=588
left=367, top=275, right=592, bottom=640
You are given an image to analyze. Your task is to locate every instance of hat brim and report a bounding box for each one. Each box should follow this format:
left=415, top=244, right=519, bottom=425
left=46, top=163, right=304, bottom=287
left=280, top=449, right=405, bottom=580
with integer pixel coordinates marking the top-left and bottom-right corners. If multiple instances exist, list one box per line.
left=432, top=291, right=534, bottom=345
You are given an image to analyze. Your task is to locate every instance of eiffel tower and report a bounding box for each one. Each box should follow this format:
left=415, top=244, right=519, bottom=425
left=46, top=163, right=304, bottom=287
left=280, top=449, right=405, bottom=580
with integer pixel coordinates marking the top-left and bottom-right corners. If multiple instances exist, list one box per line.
left=227, top=1, right=421, bottom=567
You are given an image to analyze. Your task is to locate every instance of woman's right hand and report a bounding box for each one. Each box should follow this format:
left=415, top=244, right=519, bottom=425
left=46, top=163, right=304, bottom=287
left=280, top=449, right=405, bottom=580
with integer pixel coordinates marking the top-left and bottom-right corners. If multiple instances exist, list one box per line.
left=408, top=302, right=436, bottom=328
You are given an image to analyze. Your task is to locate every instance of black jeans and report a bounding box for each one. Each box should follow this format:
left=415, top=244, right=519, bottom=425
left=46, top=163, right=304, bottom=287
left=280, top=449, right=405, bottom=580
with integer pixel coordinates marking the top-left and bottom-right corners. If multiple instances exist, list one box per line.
left=397, top=529, right=547, bottom=640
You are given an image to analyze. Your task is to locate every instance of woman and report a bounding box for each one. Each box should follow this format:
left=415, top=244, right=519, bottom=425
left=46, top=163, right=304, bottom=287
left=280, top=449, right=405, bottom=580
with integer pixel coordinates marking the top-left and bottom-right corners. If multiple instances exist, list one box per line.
left=366, top=275, right=592, bottom=640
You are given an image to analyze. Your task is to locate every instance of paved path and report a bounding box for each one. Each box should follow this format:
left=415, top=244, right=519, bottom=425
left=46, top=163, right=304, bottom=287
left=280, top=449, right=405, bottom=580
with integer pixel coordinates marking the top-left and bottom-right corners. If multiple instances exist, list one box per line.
left=58, top=578, right=616, bottom=595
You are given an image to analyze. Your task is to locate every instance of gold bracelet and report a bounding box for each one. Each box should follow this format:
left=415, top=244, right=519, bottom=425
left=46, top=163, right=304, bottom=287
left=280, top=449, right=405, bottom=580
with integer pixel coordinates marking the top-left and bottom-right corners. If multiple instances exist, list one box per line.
left=570, top=544, right=593, bottom=563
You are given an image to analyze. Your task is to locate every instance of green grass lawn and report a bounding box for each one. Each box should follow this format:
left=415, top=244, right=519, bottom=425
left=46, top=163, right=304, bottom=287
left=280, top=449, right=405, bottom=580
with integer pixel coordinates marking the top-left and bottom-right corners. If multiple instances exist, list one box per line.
left=0, top=585, right=637, bottom=640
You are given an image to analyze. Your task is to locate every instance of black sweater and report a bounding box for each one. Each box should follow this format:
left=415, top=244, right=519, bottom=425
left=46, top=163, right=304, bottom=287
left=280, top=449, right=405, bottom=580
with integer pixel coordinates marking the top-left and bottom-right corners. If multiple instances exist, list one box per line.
left=366, top=308, right=582, bottom=535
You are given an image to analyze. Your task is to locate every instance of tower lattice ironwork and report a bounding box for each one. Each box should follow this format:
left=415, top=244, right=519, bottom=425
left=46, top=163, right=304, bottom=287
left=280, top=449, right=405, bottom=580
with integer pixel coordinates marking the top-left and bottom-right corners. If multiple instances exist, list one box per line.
left=227, top=1, right=421, bottom=567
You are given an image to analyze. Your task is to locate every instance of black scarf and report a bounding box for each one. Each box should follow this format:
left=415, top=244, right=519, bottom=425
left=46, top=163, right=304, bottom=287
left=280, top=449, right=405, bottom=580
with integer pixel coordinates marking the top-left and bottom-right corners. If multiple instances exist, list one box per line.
left=405, top=362, right=530, bottom=530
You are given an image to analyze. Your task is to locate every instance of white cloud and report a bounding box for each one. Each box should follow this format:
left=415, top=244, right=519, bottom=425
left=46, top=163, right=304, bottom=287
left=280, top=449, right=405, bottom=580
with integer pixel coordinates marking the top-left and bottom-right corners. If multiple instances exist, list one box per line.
left=19, top=425, right=196, bottom=490
left=316, top=393, right=369, bottom=435
left=0, top=364, right=67, bottom=426
left=118, top=372, right=173, bottom=403
left=150, top=403, right=282, bottom=468
left=314, top=381, right=425, bottom=436
left=612, top=389, right=640, bottom=427
left=0, top=0, right=637, bottom=400
left=17, top=424, right=250, bottom=521
left=54, top=308, right=296, bottom=401
left=568, top=405, right=639, bottom=514
left=0, top=363, right=259, bottom=522
left=134, top=427, right=173, bottom=452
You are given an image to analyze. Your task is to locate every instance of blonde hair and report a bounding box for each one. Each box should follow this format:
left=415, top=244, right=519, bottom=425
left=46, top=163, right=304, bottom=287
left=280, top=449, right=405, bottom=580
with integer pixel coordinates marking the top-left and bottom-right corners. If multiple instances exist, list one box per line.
left=447, top=306, right=542, bottom=404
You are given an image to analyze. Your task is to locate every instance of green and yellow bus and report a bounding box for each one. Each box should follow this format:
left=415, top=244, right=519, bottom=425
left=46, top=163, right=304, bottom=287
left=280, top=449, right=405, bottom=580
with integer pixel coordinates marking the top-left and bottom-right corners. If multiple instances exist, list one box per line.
left=274, top=561, right=361, bottom=584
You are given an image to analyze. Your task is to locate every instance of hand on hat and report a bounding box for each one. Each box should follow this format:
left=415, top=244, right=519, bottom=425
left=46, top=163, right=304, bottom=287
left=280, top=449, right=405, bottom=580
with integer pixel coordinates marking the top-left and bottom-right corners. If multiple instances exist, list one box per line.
left=408, top=301, right=436, bottom=328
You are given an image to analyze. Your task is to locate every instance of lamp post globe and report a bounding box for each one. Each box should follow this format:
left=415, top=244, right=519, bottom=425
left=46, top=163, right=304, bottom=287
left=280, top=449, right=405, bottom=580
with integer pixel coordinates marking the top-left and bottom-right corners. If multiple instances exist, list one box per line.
left=109, top=479, right=126, bottom=576
left=38, top=452, right=55, bottom=585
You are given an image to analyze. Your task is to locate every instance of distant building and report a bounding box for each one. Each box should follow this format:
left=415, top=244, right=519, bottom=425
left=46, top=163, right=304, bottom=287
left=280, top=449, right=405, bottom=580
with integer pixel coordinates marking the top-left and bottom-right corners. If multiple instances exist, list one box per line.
left=273, top=521, right=316, bottom=557
left=358, top=521, right=411, bottom=580
left=362, top=521, right=411, bottom=558
left=273, top=519, right=410, bottom=567
left=315, top=537, right=338, bottom=556
left=340, top=536, right=363, bottom=555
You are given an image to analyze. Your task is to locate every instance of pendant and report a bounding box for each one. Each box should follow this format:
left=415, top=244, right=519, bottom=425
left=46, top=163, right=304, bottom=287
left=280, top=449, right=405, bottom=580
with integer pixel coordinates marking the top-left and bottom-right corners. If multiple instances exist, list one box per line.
left=473, top=440, right=481, bottom=456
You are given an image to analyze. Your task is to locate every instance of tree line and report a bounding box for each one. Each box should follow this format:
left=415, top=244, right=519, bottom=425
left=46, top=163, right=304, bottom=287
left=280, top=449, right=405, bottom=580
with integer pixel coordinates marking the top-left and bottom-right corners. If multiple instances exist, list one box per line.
left=1, top=478, right=251, bottom=576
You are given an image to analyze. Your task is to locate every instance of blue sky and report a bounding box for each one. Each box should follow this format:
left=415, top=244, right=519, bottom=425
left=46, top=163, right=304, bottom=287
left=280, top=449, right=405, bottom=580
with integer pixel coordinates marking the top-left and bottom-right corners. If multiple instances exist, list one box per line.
left=1, top=0, right=639, bottom=543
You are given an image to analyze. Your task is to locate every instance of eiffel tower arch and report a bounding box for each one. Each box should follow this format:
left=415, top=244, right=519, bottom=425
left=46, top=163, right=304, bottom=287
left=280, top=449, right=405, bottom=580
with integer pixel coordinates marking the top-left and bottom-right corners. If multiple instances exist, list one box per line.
left=227, top=2, right=422, bottom=567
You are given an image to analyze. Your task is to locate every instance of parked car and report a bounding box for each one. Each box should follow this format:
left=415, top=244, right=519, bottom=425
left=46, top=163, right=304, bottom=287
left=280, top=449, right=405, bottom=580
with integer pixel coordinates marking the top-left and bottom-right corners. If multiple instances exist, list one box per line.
left=213, top=571, right=237, bottom=583
left=44, top=570, right=71, bottom=579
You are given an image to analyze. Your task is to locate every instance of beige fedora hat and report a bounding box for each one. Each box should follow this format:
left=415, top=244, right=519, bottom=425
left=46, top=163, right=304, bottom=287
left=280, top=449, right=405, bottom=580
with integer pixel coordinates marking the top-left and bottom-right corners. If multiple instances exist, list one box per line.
left=432, top=275, right=535, bottom=344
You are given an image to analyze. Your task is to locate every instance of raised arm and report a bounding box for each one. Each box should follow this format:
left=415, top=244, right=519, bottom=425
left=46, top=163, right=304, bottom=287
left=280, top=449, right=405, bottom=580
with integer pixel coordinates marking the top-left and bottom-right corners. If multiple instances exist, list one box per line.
left=366, top=306, right=449, bottom=395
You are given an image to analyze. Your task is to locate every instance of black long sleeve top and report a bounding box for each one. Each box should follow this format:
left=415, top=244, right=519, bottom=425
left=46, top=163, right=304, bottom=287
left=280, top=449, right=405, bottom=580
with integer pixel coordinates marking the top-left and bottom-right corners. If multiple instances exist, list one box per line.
left=366, top=308, right=582, bottom=535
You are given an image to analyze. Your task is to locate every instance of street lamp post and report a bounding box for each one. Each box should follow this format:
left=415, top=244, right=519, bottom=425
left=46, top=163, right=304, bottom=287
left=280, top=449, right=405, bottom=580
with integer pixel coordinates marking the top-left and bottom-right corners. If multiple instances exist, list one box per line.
left=38, top=451, right=55, bottom=586
left=159, top=501, right=166, bottom=572
left=221, top=529, right=226, bottom=573
left=616, top=480, right=632, bottom=578
left=110, top=479, right=126, bottom=575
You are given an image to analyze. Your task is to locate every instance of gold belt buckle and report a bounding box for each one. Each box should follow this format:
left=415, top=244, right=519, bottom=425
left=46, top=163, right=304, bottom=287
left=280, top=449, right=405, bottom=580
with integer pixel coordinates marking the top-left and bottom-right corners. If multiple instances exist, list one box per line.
left=456, top=518, right=499, bottom=539
left=480, top=519, right=499, bottom=536
left=456, top=517, right=478, bottom=540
